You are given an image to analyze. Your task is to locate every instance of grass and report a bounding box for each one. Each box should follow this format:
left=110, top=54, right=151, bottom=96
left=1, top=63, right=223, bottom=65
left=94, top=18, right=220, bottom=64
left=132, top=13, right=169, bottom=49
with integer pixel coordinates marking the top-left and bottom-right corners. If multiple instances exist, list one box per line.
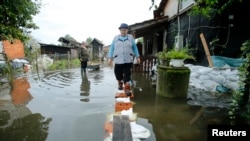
left=47, top=58, right=101, bottom=71
left=48, top=58, right=81, bottom=70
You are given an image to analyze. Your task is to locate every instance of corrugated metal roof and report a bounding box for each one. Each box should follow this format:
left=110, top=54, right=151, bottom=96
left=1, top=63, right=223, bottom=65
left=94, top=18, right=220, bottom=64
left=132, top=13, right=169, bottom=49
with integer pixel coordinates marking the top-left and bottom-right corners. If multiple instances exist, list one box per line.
left=128, top=16, right=168, bottom=38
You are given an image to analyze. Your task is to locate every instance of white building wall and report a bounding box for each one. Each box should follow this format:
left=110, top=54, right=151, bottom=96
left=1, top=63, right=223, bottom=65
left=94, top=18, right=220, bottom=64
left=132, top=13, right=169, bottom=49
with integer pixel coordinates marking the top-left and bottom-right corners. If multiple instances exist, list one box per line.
left=163, top=0, right=195, bottom=18
left=163, top=0, right=179, bottom=17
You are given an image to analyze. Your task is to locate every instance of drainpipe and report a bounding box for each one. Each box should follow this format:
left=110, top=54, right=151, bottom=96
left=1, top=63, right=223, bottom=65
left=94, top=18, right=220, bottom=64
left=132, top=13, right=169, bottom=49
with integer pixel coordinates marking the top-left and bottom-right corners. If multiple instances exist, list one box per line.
left=177, top=0, right=181, bottom=35
left=176, top=0, right=181, bottom=50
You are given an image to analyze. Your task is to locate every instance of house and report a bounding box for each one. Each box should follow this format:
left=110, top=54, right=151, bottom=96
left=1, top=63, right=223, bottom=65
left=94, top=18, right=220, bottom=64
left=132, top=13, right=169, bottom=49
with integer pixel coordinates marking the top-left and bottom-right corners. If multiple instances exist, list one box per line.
left=40, top=43, right=79, bottom=59
left=39, top=37, right=83, bottom=59
left=129, top=0, right=250, bottom=66
left=90, top=38, right=104, bottom=61
left=58, top=37, right=82, bottom=48
left=129, top=16, right=168, bottom=57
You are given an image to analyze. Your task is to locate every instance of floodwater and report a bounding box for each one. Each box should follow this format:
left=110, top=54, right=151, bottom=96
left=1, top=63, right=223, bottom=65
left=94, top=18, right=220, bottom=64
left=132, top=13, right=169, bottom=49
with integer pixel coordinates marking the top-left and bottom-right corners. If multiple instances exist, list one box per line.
left=0, top=64, right=229, bottom=141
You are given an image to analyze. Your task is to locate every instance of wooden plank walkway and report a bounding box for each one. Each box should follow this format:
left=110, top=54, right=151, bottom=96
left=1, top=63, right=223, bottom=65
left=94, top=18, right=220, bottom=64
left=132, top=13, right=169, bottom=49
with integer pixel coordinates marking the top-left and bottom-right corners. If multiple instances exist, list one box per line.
left=104, top=86, right=134, bottom=140
left=104, top=76, right=154, bottom=140
left=112, top=115, right=133, bottom=141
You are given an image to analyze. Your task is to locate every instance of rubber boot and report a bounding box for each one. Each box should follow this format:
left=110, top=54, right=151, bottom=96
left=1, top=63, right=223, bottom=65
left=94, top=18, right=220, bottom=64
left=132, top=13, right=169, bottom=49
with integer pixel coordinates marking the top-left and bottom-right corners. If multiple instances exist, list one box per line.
left=124, top=82, right=131, bottom=96
left=118, top=81, right=123, bottom=90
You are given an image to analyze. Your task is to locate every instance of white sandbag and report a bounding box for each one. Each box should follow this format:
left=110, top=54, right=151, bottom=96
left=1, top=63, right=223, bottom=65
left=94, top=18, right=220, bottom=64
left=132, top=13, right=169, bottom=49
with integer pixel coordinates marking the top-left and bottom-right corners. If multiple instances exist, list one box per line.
left=199, top=75, right=211, bottom=80
left=196, top=66, right=213, bottom=74
left=226, top=75, right=239, bottom=82
left=222, top=69, right=236, bottom=76
left=190, top=73, right=199, bottom=78
left=208, top=74, right=226, bottom=85
left=12, top=58, right=29, bottom=63
left=115, top=97, right=130, bottom=103
left=200, top=80, right=219, bottom=92
left=130, top=122, right=151, bottom=139
left=224, top=81, right=239, bottom=90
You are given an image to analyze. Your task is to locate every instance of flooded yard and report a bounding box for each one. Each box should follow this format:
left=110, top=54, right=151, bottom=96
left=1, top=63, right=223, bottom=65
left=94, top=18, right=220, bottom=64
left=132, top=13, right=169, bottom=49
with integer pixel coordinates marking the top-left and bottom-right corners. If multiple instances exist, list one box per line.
left=0, top=65, right=229, bottom=141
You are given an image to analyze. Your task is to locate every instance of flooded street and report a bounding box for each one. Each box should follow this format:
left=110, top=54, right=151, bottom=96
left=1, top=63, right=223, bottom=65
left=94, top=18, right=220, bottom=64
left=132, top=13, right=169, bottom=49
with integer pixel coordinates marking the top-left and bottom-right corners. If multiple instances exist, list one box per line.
left=0, top=65, right=228, bottom=141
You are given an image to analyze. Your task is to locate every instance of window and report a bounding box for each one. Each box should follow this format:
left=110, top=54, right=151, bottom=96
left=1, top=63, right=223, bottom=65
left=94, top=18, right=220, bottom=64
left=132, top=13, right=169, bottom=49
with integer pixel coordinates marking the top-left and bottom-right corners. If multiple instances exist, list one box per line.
left=179, top=0, right=194, bottom=10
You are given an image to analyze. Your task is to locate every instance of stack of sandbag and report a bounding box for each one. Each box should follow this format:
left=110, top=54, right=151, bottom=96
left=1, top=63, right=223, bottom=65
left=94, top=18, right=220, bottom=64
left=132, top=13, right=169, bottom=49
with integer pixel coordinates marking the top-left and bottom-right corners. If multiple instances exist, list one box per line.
left=185, top=64, right=240, bottom=108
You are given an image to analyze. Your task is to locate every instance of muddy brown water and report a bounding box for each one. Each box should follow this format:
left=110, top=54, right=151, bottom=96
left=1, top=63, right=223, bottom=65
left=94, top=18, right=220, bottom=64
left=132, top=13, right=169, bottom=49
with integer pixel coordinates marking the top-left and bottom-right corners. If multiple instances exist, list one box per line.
left=0, top=65, right=229, bottom=141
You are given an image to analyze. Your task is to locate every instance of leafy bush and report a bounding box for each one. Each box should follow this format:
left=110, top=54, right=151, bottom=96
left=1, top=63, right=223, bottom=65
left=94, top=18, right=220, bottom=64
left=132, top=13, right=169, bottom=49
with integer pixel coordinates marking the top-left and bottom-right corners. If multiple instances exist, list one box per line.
left=156, top=48, right=195, bottom=60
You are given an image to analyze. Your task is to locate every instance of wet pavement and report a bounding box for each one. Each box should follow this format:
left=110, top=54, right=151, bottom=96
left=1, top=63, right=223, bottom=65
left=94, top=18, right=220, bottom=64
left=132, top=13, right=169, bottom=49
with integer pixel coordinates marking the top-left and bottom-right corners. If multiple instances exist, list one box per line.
left=0, top=65, right=229, bottom=141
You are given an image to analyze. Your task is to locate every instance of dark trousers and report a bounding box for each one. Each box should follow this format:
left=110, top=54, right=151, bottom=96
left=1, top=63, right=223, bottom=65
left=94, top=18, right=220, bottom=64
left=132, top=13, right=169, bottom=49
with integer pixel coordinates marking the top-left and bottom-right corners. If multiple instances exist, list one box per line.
left=114, top=63, right=133, bottom=83
left=81, top=61, right=88, bottom=73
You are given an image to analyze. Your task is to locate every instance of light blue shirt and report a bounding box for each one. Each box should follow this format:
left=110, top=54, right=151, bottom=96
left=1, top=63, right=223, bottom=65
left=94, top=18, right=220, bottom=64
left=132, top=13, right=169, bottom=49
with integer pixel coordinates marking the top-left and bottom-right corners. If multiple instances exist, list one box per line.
left=108, top=34, right=140, bottom=63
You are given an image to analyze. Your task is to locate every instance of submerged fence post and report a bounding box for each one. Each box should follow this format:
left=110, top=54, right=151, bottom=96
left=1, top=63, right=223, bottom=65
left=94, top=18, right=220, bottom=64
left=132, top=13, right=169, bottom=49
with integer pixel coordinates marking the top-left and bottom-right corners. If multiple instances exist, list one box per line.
left=3, top=53, right=13, bottom=86
left=67, top=51, right=70, bottom=68
left=35, top=53, right=40, bottom=80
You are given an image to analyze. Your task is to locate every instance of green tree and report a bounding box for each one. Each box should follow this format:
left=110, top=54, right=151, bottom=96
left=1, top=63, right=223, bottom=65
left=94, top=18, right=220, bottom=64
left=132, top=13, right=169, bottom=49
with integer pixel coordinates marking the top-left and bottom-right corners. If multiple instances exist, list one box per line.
left=190, top=0, right=243, bottom=18
left=24, top=35, right=41, bottom=62
left=61, top=34, right=77, bottom=46
left=86, top=37, right=93, bottom=46
left=0, top=0, right=42, bottom=42
left=149, top=0, right=158, bottom=10
left=136, top=37, right=144, bottom=44
left=64, top=34, right=76, bottom=42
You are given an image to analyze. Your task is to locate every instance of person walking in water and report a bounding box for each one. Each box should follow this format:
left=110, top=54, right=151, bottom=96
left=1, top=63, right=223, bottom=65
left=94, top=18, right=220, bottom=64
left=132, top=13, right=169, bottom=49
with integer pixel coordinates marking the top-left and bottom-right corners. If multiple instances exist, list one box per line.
left=79, top=45, right=89, bottom=75
left=108, top=23, right=140, bottom=96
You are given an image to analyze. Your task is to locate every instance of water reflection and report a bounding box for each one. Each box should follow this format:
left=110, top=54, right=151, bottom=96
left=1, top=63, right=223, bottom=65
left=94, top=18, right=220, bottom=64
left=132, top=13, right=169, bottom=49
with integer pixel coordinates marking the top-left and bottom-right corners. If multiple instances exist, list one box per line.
left=153, top=96, right=207, bottom=141
left=0, top=77, right=52, bottom=141
left=39, top=71, right=74, bottom=88
left=80, top=73, right=90, bottom=102
left=0, top=66, right=234, bottom=141
left=131, top=72, right=231, bottom=141
left=11, top=77, right=32, bottom=105
left=0, top=113, right=52, bottom=141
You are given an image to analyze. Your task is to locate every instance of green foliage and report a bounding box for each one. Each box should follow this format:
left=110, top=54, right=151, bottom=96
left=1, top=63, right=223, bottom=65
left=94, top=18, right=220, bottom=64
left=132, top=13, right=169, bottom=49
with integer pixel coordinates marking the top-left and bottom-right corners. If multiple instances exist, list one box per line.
left=229, top=40, right=250, bottom=124
left=24, top=47, right=36, bottom=62
left=190, top=0, right=243, bottom=18
left=0, top=0, right=42, bottom=42
left=24, top=36, right=41, bottom=62
left=149, top=0, right=157, bottom=10
left=48, top=58, right=80, bottom=71
left=155, top=49, right=168, bottom=60
left=136, top=37, right=144, bottom=44
left=48, top=60, right=66, bottom=70
left=86, top=37, right=93, bottom=45
left=156, top=48, right=195, bottom=60
left=64, top=34, right=77, bottom=42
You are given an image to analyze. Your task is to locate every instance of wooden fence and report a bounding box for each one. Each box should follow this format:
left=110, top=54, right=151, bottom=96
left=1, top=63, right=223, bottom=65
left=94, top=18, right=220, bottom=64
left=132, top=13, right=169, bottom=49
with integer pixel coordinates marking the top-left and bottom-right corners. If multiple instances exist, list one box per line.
left=44, top=51, right=78, bottom=60
left=132, top=56, right=157, bottom=73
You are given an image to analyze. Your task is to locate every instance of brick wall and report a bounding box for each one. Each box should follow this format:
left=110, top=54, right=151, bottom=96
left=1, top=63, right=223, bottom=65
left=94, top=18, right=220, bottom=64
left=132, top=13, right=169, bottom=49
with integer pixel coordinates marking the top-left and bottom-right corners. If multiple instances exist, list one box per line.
left=3, top=40, right=25, bottom=60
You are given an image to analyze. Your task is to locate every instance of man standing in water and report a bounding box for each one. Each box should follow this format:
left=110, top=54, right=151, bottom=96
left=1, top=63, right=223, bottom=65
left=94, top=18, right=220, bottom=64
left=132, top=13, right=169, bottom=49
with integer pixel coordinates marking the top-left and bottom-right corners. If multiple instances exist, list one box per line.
left=79, top=45, right=89, bottom=75
left=108, top=23, right=140, bottom=96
